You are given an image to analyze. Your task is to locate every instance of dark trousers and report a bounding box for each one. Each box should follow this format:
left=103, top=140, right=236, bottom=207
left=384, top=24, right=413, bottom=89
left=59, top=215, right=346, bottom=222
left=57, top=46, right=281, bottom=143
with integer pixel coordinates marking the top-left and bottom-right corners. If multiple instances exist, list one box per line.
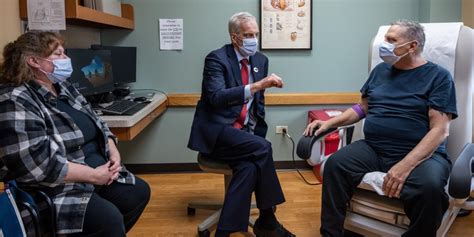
left=321, top=140, right=451, bottom=237
left=206, top=125, right=286, bottom=232
left=67, top=177, right=151, bottom=237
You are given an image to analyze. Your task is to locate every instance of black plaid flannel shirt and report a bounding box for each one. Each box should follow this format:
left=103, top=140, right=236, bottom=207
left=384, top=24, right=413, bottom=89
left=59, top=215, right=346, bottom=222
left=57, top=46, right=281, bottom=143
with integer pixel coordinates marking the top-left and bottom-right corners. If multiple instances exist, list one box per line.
left=0, top=80, right=135, bottom=234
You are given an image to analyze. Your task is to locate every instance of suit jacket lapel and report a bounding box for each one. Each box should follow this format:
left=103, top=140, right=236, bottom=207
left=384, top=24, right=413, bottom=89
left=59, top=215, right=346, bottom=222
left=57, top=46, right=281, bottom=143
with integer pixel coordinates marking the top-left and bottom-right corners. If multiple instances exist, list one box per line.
left=226, top=45, right=243, bottom=86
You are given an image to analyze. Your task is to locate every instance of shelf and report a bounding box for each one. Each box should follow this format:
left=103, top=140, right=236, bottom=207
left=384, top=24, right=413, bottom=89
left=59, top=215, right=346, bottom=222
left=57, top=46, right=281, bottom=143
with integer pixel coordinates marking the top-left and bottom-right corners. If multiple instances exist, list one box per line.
left=19, top=0, right=134, bottom=30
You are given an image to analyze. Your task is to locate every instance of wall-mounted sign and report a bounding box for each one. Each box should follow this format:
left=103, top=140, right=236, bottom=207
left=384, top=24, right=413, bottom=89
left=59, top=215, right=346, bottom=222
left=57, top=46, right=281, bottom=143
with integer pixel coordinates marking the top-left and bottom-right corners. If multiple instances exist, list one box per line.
left=27, top=0, right=66, bottom=30
left=159, top=19, right=183, bottom=50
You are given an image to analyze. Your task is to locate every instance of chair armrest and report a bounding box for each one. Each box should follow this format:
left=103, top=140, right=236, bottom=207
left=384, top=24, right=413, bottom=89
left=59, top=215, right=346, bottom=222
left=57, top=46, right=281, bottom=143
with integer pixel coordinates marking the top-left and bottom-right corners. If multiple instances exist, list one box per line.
left=30, top=190, right=57, bottom=236
left=448, top=143, right=474, bottom=199
left=296, top=125, right=356, bottom=160
left=21, top=188, right=57, bottom=237
left=297, top=127, right=337, bottom=160
left=17, top=201, right=41, bottom=236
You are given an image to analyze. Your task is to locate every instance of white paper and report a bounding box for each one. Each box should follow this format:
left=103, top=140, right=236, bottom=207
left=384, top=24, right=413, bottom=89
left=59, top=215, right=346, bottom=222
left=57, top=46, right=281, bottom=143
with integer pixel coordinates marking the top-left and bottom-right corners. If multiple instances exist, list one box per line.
left=159, top=19, right=183, bottom=50
left=27, top=0, right=66, bottom=30
left=359, top=172, right=386, bottom=196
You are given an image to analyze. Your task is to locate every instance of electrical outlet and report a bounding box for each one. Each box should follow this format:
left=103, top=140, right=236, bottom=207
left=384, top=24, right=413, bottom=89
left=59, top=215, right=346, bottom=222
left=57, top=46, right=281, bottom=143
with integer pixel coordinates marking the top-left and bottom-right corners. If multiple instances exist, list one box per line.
left=276, top=125, right=288, bottom=134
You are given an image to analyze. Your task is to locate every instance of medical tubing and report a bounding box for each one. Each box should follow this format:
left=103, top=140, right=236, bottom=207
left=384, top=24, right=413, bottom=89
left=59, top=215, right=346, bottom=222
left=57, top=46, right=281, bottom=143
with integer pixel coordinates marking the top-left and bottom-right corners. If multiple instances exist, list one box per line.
left=284, top=131, right=321, bottom=186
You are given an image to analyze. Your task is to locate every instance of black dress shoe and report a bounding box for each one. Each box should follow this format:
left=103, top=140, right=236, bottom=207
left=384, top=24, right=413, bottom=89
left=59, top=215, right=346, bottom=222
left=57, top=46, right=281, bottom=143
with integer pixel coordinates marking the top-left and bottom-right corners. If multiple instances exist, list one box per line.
left=457, top=208, right=472, bottom=217
left=253, top=219, right=295, bottom=237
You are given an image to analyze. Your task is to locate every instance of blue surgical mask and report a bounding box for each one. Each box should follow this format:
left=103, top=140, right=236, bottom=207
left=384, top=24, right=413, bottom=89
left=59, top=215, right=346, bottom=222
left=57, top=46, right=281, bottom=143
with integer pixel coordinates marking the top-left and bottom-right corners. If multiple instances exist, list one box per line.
left=239, top=37, right=259, bottom=57
left=379, top=41, right=412, bottom=65
left=40, top=58, right=73, bottom=83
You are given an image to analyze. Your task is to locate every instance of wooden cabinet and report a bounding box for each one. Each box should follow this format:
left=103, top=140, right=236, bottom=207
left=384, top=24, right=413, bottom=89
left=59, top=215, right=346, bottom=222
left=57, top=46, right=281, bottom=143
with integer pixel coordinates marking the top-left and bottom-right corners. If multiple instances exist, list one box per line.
left=463, top=0, right=474, bottom=28
left=1, top=1, right=22, bottom=58
left=19, top=0, right=134, bottom=30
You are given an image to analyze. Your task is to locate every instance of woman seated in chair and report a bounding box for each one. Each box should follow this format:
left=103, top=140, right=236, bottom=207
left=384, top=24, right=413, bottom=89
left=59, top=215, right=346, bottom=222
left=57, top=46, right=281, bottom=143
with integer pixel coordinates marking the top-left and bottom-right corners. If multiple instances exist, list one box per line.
left=0, top=31, right=150, bottom=236
left=304, top=20, right=457, bottom=236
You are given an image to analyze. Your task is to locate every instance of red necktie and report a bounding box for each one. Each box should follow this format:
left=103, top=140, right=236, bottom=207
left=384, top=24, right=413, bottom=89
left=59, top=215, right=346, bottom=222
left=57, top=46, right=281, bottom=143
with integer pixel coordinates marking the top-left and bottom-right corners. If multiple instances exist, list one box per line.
left=233, top=59, right=249, bottom=129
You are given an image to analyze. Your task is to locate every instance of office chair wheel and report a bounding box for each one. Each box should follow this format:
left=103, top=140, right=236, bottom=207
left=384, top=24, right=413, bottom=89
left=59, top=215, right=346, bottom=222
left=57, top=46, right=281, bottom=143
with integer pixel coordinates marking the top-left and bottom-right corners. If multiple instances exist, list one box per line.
left=187, top=207, right=196, bottom=216
left=198, top=229, right=210, bottom=237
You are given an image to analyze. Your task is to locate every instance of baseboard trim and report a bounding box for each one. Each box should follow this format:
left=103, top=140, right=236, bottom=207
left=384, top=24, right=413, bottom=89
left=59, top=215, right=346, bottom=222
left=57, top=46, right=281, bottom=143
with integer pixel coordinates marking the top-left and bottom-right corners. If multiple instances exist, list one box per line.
left=125, top=160, right=312, bottom=174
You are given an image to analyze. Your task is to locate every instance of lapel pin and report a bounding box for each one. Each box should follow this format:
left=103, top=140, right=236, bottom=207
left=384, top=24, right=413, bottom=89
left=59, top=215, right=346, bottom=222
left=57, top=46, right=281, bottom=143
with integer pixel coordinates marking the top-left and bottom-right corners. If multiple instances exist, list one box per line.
left=253, top=67, right=259, bottom=73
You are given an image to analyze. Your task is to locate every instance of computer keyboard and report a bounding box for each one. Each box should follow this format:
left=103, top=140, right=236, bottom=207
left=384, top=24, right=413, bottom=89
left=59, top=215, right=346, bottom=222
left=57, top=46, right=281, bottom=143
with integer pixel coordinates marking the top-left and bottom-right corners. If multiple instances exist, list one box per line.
left=122, top=102, right=148, bottom=115
left=101, top=100, right=146, bottom=115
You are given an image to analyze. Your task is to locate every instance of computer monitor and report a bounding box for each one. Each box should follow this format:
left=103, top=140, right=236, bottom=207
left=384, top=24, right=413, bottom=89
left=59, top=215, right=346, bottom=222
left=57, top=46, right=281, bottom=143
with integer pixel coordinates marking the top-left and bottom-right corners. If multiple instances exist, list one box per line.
left=67, top=48, right=115, bottom=96
left=90, top=45, right=137, bottom=84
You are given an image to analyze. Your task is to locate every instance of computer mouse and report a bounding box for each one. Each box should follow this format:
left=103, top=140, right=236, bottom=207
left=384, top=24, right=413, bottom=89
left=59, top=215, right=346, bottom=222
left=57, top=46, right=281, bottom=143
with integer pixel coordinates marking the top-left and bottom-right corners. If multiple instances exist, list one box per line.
left=133, top=97, right=148, bottom=102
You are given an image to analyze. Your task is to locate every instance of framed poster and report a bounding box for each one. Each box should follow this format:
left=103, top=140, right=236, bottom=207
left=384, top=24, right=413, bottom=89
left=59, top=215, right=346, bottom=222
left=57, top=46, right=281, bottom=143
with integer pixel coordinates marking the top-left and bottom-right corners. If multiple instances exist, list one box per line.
left=260, top=0, right=312, bottom=50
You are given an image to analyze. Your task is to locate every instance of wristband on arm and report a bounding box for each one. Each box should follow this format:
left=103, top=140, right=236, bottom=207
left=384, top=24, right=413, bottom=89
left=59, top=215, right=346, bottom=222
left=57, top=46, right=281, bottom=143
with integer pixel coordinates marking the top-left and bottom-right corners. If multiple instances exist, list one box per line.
left=351, top=103, right=366, bottom=119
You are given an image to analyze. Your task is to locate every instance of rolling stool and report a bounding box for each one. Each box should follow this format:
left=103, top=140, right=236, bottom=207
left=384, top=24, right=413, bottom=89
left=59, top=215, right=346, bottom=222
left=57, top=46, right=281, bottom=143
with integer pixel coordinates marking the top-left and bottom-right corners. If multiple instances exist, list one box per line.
left=187, top=153, right=257, bottom=237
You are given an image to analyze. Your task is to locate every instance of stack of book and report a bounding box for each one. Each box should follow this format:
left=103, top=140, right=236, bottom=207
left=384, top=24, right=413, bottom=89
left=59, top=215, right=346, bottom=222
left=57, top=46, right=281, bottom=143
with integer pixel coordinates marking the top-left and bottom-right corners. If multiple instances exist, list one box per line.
left=83, top=0, right=122, bottom=17
left=82, top=0, right=97, bottom=9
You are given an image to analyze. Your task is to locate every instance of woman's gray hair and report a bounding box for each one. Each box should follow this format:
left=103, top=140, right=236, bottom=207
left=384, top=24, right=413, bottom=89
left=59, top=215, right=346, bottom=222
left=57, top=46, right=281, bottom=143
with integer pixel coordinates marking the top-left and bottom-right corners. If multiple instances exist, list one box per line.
left=228, top=12, right=257, bottom=34
left=391, top=19, right=425, bottom=51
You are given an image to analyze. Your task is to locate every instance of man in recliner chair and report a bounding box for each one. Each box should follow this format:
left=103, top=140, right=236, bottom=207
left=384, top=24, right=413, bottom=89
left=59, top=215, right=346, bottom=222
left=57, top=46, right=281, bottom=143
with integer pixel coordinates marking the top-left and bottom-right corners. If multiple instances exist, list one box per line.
left=304, top=19, right=457, bottom=237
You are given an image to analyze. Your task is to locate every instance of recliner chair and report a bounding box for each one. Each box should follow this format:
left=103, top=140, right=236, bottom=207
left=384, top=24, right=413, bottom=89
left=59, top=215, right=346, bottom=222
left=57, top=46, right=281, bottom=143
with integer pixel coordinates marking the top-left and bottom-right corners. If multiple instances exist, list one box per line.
left=297, top=23, right=474, bottom=236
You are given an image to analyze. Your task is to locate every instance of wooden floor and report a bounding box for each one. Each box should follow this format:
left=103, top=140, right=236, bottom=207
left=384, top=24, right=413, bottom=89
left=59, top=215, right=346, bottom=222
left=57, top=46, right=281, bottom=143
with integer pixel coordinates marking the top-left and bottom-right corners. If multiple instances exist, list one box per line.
left=127, top=171, right=474, bottom=237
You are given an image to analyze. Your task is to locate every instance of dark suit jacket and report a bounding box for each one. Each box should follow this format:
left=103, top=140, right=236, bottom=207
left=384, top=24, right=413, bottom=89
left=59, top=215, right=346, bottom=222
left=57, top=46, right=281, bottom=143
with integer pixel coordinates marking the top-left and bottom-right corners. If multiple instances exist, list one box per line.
left=188, top=44, right=269, bottom=154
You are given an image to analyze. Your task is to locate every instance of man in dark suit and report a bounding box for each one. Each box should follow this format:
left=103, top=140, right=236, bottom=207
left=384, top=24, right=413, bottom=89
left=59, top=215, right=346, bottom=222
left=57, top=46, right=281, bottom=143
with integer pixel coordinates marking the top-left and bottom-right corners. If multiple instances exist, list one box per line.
left=188, top=12, right=295, bottom=237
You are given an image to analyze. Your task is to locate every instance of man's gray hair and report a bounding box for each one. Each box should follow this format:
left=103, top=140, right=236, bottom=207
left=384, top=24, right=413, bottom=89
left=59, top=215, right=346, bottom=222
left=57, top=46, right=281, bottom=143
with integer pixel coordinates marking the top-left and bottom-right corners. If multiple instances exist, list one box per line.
left=391, top=19, right=425, bottom=51
left=228, top=12, right=257, bottom=34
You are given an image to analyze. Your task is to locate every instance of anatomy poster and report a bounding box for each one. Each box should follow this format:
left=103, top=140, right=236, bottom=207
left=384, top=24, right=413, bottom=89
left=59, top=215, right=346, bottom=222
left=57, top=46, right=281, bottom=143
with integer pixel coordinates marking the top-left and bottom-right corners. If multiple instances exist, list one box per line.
left=261, top=0, right=312, bottom=49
